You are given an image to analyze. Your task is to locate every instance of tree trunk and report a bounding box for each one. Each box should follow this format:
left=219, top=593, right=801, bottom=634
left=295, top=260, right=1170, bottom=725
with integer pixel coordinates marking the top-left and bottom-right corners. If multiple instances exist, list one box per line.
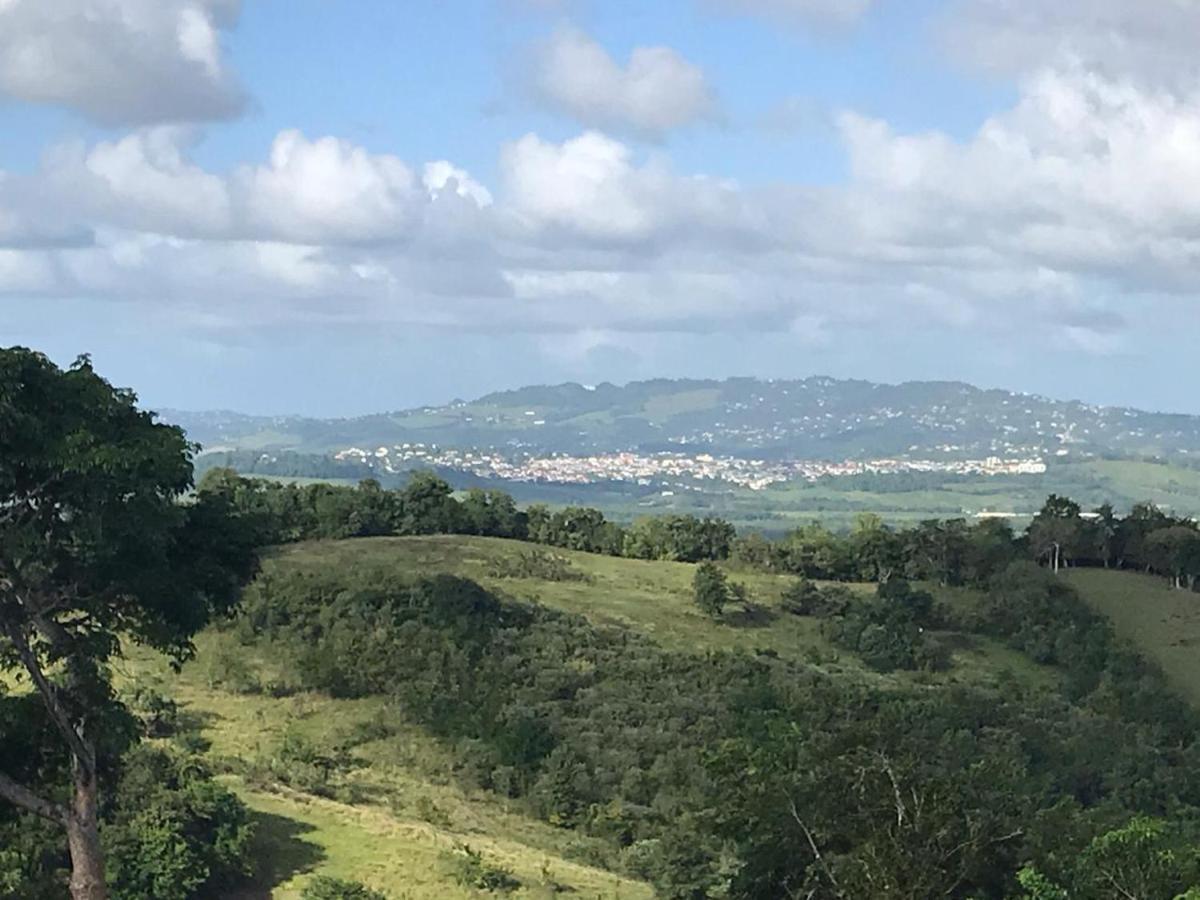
left=65, top=758, right=107, bottom=900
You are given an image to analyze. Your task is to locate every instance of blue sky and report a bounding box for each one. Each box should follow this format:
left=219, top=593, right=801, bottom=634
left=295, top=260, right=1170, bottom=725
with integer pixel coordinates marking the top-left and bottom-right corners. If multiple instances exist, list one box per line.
left=1, top=0, right=1197, bottom=415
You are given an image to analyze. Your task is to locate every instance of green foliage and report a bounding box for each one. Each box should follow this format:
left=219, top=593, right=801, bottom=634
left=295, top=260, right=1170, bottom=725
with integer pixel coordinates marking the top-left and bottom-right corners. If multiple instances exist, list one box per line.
left=223, top=553, right=1200, bottom=899
left=102, top=746, right=255, bottom=900
left=300, top=875, right=387, bottom=900
left=693, top=561, right=730, bottom=617
left=623, top=514, right=735, bottom=562
left=487, top=549, right=588, bottom=582
left=0, top=348, right=260, bottom=897
left=1015, top=865, right=1069, bottom=900
left=820, top=580, right=944, bottom=672
left=779, top=579, right=851, bottom=617
left=125, top=683, right=181, bottom=738
left=249, top=728, right=356, bottom=798
left=1018, top=818, right=1200, bottom=900
left=445, top=844, right=521, bottom=892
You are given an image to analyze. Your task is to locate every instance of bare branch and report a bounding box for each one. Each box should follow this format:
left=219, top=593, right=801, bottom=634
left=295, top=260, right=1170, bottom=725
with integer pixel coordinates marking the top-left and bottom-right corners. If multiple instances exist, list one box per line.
left=874, top=752, right=907, bottom=829
left=0, top=770, right=67, bottom=825
left=3, top=618, right=95, bottom=774
left=789, top=799, right=845, bottom=898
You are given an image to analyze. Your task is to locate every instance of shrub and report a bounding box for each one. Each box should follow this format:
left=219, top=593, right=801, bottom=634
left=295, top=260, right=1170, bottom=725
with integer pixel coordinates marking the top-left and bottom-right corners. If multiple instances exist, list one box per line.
left=104, top=747, right=255, bottom=900
left=693, top=562, right=729, bottom=618
left=487, top=550, right=589, bottom=582
left=300, top=875, right=387, bottom=900
left=445, top=844, right=521, bottom=892
left=125, top=684, right=181, bottom=738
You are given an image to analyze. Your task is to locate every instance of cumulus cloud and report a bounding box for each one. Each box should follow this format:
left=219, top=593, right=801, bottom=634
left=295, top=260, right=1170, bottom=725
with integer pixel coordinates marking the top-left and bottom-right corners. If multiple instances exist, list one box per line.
left=944, top=0, right=1200, bottom=89
left=8, top=0, right=1200, bottom=364
left=836, top=66, right=1200, bottom=290
left=0, top=0, right=245, bottom=125
left=233, top=131, right=429, bottom=244
left=704, top=0, right=876, bottom=28
left=499, top=131, right=764, bottom=247
left=528, top=28, right=717, bottom=138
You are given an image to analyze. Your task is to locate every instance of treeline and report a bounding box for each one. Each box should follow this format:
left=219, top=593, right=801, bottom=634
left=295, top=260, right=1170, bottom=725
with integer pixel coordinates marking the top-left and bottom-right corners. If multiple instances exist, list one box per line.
left=200, top=468, right=1200, bottom=589
left=228, top=558, right=1200, bottom=898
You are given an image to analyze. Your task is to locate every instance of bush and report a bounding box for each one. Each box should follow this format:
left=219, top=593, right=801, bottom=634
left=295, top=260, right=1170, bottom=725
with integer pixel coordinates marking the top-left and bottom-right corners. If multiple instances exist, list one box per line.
left=252, top=729, right=356, bottom=797
left=487, top=550, right=589, bottom=582
left=693, top=562, right=729, bottom=618
left=105, top=747, right=255, bottom=900
left=780, top=579, right=852, bottom=618
left=445, top=844, right=521, bottom=892
left=300, top=875, right=387, bottom=900
left=125, top=684, right=181, bottom=738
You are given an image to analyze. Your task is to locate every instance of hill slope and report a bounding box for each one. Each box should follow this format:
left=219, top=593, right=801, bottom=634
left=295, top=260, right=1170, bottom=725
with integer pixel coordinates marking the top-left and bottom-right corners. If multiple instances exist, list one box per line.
left=120, top=536, right=1198, bottom=897
left=167, top=375, right=1200, bottom=460
left=1068, top=568, right=1200, bottom=707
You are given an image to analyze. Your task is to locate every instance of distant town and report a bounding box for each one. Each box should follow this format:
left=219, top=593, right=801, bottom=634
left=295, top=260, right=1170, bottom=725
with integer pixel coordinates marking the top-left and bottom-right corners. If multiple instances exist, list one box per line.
left=333, top=444, right=1048, bottom=491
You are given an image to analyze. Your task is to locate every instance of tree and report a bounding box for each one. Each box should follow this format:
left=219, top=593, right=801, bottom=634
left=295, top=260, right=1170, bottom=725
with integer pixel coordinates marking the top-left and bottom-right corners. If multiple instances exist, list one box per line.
left=1117, top=502, right=1174, bottom=571
left=1144, top=525, right=1200, bottom=590
left=1027, top=495, right=1085, bottom=573
left=1017, top=818, right=1200, bottom=899
left=396, top=471, right=461, bottom=535
left=0, top=349, right=259, bottom=900
left=693, top=562, right=729, bottom=618
left=1091, top=503, right=1119, bottom=569
left=903, top=519, right=969, bottom=585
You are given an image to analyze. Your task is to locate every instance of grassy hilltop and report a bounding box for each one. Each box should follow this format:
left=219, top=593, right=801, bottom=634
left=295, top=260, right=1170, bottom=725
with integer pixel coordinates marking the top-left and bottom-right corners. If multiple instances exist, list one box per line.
left=111, top=533, right=1200, bottom=897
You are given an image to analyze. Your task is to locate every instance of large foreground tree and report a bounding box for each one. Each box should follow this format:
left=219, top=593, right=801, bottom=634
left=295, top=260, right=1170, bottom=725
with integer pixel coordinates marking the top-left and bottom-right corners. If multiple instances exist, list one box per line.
left=0, top=348, right=258, bottom=900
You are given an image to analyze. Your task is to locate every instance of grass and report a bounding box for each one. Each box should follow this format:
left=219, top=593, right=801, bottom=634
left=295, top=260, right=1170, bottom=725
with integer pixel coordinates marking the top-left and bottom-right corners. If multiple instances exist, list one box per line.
left=261, top=535, right=1054, bottom=693
left=118, top=633, right=651, bottom=900
left=104, top=534, right=1061, bottom=896
left=1067, top=568, right=1200, bottom=707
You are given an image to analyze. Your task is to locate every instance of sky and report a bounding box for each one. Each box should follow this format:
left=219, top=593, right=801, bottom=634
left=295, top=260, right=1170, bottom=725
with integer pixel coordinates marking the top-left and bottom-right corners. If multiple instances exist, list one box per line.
left=0, top=0, right=1197, bottom=416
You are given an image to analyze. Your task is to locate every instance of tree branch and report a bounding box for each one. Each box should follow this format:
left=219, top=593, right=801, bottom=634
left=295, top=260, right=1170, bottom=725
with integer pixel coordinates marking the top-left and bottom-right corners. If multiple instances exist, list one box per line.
left=0, top=769, right=67, bottom=825
left=789, top=799, right=845, bottom=898
left=3, top=618, right=95, bottom=774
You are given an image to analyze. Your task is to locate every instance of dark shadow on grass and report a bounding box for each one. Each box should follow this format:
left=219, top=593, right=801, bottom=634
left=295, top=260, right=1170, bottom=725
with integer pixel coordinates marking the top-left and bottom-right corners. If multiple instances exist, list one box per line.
left=224, top=808, right=326, bottom=899
left=724, top=602, right=779, bottom=629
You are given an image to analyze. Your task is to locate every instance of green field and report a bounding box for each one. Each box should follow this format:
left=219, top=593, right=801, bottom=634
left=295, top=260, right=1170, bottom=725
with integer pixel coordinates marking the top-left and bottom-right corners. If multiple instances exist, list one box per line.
left=1066, top=568, right=1200, bottom=707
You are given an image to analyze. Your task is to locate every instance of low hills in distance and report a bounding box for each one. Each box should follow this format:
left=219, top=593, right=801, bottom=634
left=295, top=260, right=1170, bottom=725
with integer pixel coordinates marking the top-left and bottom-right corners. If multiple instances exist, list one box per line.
left=171, top=376, right=1200, bottom=528
left=169, top=375, right=1200, bottom=459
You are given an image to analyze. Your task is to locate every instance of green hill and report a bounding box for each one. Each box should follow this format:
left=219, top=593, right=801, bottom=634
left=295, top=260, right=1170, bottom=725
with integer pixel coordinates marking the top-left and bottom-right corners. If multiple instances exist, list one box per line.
left=167, top=375, right=1200, bottom=460
left=255, top=535, right=1051, bottom=691
left=117, top=535, right=1060, bottom=897
left=1067, top=568, right=1200, bottom=707
left=115, top=536, right=1200, bottom=897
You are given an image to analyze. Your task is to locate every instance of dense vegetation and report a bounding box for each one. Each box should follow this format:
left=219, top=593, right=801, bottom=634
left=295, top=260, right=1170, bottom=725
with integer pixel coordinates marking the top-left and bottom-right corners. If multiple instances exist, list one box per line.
left=0, top=349, right=259, bottom=900
left=202, top=467, right=1200, bottom=592
left=220, top=554, right=1200, bottom=897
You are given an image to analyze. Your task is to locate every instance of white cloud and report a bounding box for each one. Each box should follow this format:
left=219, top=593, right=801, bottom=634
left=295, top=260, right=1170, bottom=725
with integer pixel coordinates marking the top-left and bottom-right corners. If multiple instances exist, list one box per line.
left=0, top=0, right=245, bottom=125
left=80, top=129, right=233, bottom=235
left=233, top=131, right=429, bottom=244
left=7, top=29, right=1200, bottom=363
left=836, top=66, right=1200, bottom=286
left=499, top=131, right=760, bottom=246
left=944, top=0, right=1200, bottom=89
left=423, top=162, right=494, bottom=207
left=704, top=0, right=875, bottom=28
left=529, top=27, right=717, bottom=138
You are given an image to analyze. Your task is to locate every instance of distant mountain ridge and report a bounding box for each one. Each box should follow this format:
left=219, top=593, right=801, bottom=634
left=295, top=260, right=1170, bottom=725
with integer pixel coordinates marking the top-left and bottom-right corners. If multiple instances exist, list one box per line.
left=163, top=376, right=1200, bottom=462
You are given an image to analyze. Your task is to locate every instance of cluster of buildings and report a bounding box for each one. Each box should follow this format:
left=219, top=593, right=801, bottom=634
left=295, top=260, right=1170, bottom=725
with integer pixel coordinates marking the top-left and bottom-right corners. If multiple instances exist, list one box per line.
left=333, top=444, right=1047, bottom=491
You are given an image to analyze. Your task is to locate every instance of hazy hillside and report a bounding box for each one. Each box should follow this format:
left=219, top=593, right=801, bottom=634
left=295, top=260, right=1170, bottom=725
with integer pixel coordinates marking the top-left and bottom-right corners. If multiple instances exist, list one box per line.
left=165, top=376, right=1200, bottom=460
